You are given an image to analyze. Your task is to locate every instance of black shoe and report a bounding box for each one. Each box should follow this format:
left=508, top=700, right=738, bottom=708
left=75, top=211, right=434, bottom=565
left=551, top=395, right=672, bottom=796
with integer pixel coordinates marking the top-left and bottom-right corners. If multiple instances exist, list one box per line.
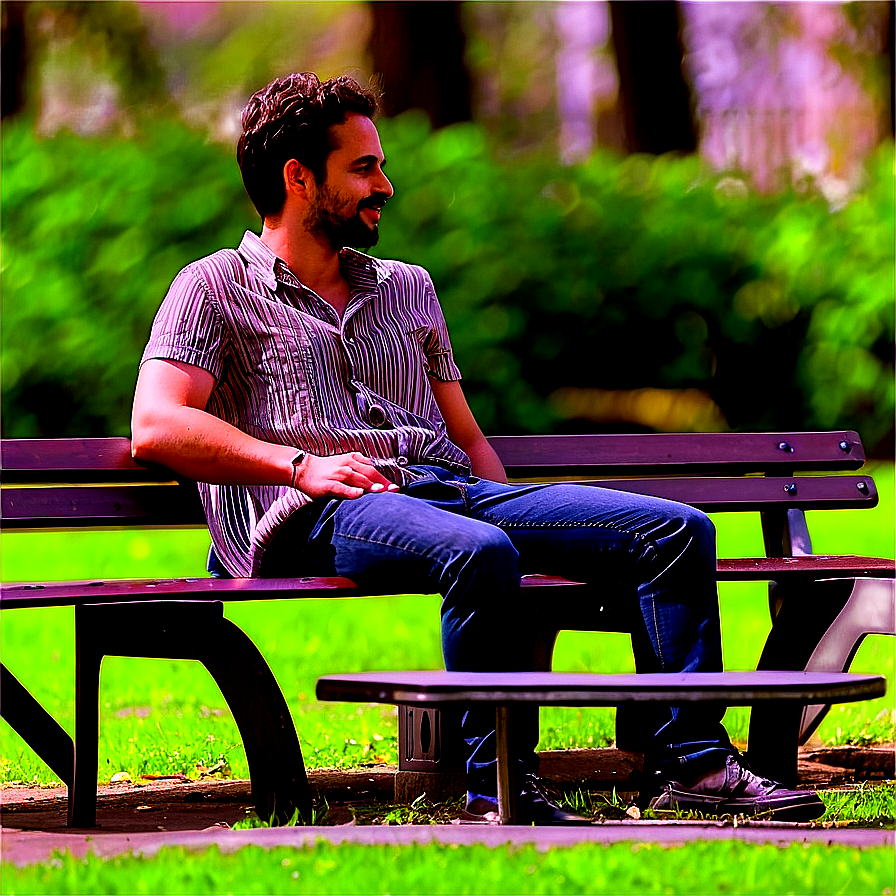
left=648, top=754, right=825, bottom=822
left=462, top=774, right=593, bottom=825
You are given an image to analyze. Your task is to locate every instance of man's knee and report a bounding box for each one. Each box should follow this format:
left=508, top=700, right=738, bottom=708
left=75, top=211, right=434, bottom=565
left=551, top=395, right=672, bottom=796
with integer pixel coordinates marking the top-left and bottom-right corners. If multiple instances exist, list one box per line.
left=638, top=503, right=715, bottom=571
left=682, top=505, right=715, bottom=542
left=446, top=523, right=519, bottom=570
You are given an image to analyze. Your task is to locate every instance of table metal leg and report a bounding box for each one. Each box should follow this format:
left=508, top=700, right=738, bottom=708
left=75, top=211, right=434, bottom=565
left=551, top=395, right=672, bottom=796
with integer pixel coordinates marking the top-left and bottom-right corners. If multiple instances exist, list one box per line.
left=495, top=704, right=515, bottom=824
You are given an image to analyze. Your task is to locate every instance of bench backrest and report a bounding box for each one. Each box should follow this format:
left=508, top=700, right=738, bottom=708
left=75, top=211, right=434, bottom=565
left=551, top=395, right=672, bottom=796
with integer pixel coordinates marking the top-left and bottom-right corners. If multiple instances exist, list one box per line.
left=1, top=432, right=877, bottom=533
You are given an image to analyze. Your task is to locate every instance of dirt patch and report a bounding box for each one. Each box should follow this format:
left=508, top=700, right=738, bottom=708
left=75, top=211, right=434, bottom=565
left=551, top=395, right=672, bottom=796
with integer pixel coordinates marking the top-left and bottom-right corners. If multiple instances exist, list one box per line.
left=2, top=746, right=892, bottom=835
left=1, top=767, right=396, bottom=834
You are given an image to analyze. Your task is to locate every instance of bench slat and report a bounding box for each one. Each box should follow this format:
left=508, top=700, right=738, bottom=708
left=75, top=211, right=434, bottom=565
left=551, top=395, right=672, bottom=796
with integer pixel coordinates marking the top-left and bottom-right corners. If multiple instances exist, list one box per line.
left=0, top=574, right=583, bottom=609
left=3, top=556, right=892, bottom=610
left=1, top=475, right=878, bottom=530
left=578, top=474, right=878, bottom=511
left=490, top=431, right=865, bottom=476
left=717, top=555, right=895, bottom=580
left=0, top=576, right=362, bottom=609
left=1, top=484, right=207, bottom=527
left=1, top=438, right=162, bottom=483
left=2, top=432, right=865, bottom=482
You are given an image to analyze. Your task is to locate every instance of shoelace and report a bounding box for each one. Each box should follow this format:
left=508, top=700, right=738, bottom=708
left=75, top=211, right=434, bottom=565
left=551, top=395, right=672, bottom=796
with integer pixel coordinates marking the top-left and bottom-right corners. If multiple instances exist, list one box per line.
left=728, top=761, right=777, bottom=797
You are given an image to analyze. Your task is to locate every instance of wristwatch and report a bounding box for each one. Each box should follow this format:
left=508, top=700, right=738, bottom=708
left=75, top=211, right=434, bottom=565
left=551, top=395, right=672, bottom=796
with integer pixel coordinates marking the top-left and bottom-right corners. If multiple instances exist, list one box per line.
left=289, top=449, right=308, bottom=489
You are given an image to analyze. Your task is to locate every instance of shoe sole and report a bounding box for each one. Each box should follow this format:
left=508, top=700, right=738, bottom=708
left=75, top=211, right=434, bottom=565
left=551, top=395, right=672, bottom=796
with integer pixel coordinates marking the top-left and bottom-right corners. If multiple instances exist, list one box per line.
left=458, top=809, right=501, bottom=824
left=650, top=788, right=825, bottom=822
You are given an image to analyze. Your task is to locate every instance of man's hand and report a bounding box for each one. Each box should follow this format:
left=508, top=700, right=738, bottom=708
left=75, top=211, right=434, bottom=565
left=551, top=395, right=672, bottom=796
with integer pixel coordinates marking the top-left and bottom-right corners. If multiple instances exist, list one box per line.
left=295, top=452, right=400, bottom=500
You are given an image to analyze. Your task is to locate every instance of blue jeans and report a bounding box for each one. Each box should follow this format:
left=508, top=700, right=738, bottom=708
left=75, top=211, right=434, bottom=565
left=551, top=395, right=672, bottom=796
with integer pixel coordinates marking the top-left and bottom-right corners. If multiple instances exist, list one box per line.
left=259, top=464, right=735, bottom=795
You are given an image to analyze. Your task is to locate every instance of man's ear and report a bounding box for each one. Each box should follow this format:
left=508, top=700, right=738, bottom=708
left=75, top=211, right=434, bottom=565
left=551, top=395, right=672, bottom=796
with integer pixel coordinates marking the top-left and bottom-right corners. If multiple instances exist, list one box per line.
left=283, top=159, right=312, bottom=198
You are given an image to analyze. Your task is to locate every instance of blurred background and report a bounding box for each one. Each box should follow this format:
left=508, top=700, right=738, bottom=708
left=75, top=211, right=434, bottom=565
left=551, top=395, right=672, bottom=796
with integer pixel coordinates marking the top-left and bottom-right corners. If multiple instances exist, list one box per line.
left=2, top=1, right=894, bottom=455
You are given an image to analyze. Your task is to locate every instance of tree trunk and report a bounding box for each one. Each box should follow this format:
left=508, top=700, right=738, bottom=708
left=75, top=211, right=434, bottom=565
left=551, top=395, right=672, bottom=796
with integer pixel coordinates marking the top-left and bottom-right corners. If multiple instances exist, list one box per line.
left=609, top=0, right=697, bottom=154
left=368, top=1, right=472, bottom=128
left=887, top=0, right=894, bottom=137
left=1, top=1, right=29, bottom=119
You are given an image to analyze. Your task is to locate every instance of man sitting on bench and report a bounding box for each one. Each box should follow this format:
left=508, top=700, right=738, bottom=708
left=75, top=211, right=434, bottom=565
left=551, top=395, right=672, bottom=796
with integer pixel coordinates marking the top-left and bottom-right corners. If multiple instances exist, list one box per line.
left=131, top=72, right=823, bottom=824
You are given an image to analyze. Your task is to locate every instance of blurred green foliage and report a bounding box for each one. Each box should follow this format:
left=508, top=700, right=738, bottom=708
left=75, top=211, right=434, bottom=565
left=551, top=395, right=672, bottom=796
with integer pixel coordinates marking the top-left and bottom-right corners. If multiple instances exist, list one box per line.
left=376, top=114, right=894, bottom=452
left=1, top=118, right=257, bottom=436
left=2, top=114, right=893, bottom=453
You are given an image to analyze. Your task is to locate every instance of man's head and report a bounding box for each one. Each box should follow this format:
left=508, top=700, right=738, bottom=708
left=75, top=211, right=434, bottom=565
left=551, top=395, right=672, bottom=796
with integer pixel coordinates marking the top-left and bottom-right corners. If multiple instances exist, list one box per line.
left=237, top=73, right=382, bottom=227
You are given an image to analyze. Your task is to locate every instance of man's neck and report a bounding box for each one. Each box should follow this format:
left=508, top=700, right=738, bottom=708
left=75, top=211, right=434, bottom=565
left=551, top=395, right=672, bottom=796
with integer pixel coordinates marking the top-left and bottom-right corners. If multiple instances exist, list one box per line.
left=260, top=221, right=351, bottom=315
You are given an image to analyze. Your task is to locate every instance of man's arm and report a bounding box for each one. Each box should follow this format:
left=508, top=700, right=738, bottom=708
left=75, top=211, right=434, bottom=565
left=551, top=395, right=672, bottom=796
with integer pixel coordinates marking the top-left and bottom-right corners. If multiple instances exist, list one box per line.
left=431, top=379, right=507, bottom=483
left=132, top=358, right=397, bottom=499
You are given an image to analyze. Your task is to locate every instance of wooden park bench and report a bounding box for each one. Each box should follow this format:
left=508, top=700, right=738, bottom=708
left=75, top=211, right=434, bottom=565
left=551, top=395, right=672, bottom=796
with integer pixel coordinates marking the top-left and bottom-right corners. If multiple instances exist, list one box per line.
left=2, top=431, right=893, bottom=827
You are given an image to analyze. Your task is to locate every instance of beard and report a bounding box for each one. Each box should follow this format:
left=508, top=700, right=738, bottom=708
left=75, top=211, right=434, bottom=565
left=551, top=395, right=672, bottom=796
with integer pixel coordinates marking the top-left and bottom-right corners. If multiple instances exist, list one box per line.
left=307, top=183, right=382, bottom=250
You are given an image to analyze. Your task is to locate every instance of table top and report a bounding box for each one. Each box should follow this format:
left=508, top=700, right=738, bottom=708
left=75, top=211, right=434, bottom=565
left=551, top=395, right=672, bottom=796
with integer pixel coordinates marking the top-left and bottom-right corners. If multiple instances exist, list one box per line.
left=316, top=670, right=886, bottom=707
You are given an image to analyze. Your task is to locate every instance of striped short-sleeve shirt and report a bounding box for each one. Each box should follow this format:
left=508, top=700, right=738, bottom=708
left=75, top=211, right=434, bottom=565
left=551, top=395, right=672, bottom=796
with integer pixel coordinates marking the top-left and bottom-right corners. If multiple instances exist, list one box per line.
left=140, top=230, right=471, bottom=576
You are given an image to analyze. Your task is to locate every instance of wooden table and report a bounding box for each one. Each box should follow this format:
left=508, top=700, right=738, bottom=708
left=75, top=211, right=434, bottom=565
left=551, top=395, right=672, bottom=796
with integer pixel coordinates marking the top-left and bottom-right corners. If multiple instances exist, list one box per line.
left=316, top=670, right=887, bottom=824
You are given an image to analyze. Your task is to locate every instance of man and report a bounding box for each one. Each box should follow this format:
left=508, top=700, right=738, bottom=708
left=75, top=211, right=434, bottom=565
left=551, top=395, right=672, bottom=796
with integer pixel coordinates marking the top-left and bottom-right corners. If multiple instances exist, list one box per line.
left=132, top=72, right=823, bottom=824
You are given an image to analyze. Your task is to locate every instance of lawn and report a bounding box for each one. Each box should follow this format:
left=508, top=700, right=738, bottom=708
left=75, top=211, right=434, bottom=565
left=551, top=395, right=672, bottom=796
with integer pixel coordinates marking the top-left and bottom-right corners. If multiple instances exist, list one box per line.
left=1, top=464, right=893, bottom=784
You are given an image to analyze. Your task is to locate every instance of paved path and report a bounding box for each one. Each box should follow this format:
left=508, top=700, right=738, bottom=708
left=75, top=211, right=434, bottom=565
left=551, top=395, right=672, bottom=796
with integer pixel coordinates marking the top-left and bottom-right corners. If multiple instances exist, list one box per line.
left=3, top=749, right=893, bottom=867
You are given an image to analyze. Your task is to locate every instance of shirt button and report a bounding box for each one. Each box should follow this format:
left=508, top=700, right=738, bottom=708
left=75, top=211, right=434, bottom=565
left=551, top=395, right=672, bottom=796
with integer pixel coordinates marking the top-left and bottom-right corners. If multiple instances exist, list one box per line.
left=368, top=405, right=387, bottom=427
left=397, top=456, right=408, bottom=466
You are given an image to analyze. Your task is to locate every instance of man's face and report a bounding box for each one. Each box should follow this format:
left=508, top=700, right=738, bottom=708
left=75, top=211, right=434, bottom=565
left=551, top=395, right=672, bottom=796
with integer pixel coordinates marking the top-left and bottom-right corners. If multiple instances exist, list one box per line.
left=306, top=113, right=394, bottom=250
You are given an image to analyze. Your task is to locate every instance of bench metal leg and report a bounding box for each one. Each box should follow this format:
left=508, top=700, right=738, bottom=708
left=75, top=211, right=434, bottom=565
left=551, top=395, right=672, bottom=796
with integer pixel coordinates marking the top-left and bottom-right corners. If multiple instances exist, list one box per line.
left=72, top=600, right=312, bottom=827
left=71, top=610, right=103, bottom=827
left=799, top=577, right=895, bottom=739
left=748, top=578, right=850, bottom=783
left=0, top=663, right=74, bottom=787
left=747, top=575, right=895, bottom=783
left=193, top=617, right=312, bottom=824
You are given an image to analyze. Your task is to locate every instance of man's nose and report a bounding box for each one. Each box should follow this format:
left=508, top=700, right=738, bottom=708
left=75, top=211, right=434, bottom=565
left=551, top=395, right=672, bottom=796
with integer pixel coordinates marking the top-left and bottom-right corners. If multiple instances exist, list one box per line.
left=377, top=169, right=394, bottom=199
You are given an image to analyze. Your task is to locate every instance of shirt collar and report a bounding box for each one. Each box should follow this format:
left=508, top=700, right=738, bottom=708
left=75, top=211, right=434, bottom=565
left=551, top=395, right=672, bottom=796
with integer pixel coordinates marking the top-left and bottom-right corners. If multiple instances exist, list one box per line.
left=238, top=230, right=279, bottom=291
left=238, top=231, right=392, bottom=293
left=338, top=247, right=391, bottom=290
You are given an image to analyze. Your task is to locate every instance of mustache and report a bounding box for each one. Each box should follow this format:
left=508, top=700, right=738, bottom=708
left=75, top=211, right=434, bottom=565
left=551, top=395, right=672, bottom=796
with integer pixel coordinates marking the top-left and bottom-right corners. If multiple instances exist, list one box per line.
left=358, top=194, right=390, bottom=212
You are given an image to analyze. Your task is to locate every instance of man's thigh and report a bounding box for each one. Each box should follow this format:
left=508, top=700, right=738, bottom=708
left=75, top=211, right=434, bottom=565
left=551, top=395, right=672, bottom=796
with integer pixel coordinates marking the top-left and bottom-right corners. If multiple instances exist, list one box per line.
left=311, top=489, right=517, bottom=588
left=465, top=479, right=714, bottom=580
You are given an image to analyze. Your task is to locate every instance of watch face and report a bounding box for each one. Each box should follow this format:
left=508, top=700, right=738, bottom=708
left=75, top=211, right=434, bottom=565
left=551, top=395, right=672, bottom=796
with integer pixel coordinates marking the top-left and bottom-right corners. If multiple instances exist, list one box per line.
left=291, top=450, right=306, bottom=466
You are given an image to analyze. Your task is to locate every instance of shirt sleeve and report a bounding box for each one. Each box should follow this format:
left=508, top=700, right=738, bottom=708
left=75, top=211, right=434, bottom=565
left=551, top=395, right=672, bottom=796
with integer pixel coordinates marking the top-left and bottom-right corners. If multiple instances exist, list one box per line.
left=140, top=263, right=226, bottom=381
left=422, top=272, right=463, bottom=382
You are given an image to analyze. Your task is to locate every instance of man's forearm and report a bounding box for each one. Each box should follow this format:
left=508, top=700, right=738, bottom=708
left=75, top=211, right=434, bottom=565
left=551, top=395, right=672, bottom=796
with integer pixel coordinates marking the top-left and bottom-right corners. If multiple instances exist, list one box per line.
left=132, top=403, right=399, bottom=500
left=466, top=438, right=508, bottom=484
left=131, top=404, right=296, bottom=486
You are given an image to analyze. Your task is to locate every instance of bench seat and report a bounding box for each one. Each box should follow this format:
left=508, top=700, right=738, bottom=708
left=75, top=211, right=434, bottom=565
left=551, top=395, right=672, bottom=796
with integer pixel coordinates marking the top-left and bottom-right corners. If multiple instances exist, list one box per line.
left=2, top=555, right=893, bottom=612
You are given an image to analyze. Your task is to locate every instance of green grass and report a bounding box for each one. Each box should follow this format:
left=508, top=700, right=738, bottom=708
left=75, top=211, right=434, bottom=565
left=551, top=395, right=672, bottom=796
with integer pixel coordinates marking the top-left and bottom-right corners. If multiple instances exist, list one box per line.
left=2, top=841, right=894, bottom=895
left=818, top=783, right=896, bottom=827
left=1, top=465, right=893, bottom=785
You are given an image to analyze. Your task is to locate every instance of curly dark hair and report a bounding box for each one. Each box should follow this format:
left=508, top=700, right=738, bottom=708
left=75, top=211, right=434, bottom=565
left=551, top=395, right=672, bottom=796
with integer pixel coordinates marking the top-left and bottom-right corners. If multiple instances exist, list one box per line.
left=237, top=73, right=380, bottom=219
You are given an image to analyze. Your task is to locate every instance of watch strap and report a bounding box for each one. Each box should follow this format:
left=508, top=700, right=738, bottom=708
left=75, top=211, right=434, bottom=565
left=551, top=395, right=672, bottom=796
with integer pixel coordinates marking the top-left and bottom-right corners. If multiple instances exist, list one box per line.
left=289, top=449, right=307, bottom=489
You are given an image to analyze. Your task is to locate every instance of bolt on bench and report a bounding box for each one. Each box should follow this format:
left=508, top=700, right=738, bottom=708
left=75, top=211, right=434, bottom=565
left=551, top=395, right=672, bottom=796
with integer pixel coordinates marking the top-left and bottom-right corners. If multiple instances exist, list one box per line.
left=316, top=670, right=888, bottom=824
left=1, top=432, right=893, bottom=827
